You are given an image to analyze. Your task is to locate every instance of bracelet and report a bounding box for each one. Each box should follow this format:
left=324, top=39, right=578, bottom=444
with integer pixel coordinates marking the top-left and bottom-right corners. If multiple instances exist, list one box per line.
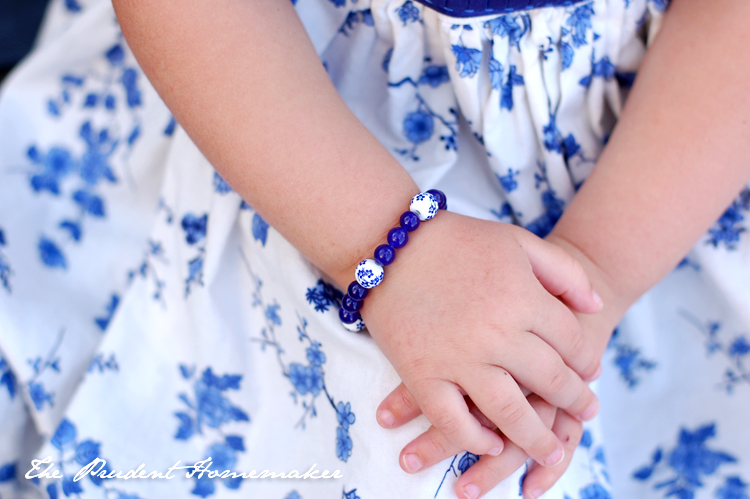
left=339, top=189, right=447, bottom=332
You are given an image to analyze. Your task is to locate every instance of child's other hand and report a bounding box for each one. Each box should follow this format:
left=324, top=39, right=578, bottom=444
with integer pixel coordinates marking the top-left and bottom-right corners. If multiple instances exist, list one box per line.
left=373, top=232, right=627, bottom=499
left=357, top=212, right=603, bottom=470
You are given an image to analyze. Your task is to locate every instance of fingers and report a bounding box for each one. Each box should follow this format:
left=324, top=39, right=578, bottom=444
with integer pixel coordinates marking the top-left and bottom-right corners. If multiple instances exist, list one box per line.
left=455, top=395, right=557, bottom=499
left=502, top=333, right=599, bottom=421
left=521, top=410, right=584, bottom=499
left=532, top=294, right=601, bottom=381
left=415, top=380, right=505, bottom=463
left=514, top=228, right=603, bottom=315
left=462, top=367, right=565, bottom=468
left=377, top=382, right=423, bottom=429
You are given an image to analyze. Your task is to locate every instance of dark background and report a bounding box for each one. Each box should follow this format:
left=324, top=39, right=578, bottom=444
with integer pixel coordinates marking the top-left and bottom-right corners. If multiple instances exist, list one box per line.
left=0, top=0, right=51, bottom=82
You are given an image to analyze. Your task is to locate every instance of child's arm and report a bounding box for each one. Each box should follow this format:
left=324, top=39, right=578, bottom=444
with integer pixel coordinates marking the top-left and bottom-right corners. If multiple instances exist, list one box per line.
left=376, top=0, right=750, bottom=497
left=113, top=0, right=603, bottom=468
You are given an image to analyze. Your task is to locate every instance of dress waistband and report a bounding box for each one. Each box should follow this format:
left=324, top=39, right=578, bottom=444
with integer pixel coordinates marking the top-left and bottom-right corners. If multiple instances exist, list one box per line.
left=413, top=0, right=578, bottom=17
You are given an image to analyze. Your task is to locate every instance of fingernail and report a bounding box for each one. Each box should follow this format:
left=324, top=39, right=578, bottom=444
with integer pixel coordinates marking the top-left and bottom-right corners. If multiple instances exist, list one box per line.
left=592, top=290, right=604, bottom=309
left=579, top=398, right=599, bottom=421
left=488, top=446, right=502, bottom=456
left=377, top=410, right=394, bottom=428
left=402, top=453, right=423, bottom=473
left=528, top=488, right=544, bottom=499
left=543, top=447, right=564, bottom=467
left=584, top=364, right=602, bottom=382
left=462, top=483, right=481, bottom=499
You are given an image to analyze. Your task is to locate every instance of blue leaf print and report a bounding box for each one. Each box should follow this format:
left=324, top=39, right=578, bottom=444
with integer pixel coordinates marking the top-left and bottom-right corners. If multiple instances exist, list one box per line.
left=525, top=190, right=565, bottom=238
left=59, top=220, right=82, bottom=241
left=397, top=0, right=420, bottom=26
left=72, top=189, right=106, bottom=217
left=0, top=357, right=17, bottom=399
left=382, top=48, right=393, bottom=72
left=252, top=212, right=269, bottom=246
left=164, top=116, right=178, bottom=136
left=706, top=189, right=750, bottom=250
left=121, top=68, right=142, bottom=108
left=485, top=15, right=530, bottom=50
left=0, top=229, right=12, bottom=292
left=339, top=9, right=374, bottom=35
left=716, top=476, right=749, bottom=499
left=566, top=3, right=595, bottom=48
left=266, top=304, right=282, bottom=326
left=94, top=294, right=120, bottom=331
left=174, top=412, right=194, bottom=440
left=62, top=476, right=83, bottom=496
left=182, top=213, right=208, bottom=245
left=306, top=279, right=343, bottom=312
left=343, top=489, right=361, bottom=499
left=633, top=423, right=739, bottom=499
left=612, top=343, right=657, bottom=388
left=403, top=111, right=434, bottom=144
left=225, top=435, right=245, bottom=452
left=560, top=40, right=574, bottom=70
left=580, top=54, right=616, bottom=88
left=51, top=419, right=77, bottom=450
left=47, top=482, right=59, bottom=499
left=64, top=0, right=82, bottom=12
left=176, top=367, right=250, bottom=435
left=500, top=65, right=524, bottom=111
left=285, top=492, right=302, bottom=499
left=29, top=381, right=54, bottom=410
left=0, top=463, right=16, bottom=482
left=38, top=236, right=67, bottom=269
left=451, top=44, right=482, bottom=78
left=489, top=57, right=503, bottom=90
left=106, top=44, right=125, bottom=66
left=418, top=65, right=450, bottom=88
left=336, top=425, right=353, bottom=462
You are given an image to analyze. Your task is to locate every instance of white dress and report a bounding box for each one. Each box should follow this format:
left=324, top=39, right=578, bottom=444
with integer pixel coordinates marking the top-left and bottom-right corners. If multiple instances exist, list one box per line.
left=0, top=0, right=749, bottom=498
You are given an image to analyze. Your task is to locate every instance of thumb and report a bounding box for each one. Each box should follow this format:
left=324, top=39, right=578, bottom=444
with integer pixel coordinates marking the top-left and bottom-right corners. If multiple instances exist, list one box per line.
left=514, top=229, right=603, bottom=314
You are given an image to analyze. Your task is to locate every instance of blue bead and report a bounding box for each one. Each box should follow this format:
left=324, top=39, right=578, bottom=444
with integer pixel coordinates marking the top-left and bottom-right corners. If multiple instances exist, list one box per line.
left=339, top=307, right=361, bottom=324
left=342, top=294, right=363, bottom=312
left=387, top=227, right=409, bottom=249
left=427, top=189, right=447, bottom=210
left=374, top=244, right=396, bottom=266
left=400, top=211, right=420, bottom=232
left=347, top=281, right=368, bottom=301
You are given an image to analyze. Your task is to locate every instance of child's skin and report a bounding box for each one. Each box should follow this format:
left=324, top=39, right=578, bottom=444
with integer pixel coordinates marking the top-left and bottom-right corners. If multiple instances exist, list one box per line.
left=112, top=0, right=750, bottom=497
left=114, top=0, right=604, bottom=471
left=377, top=0, right=750, bottom=497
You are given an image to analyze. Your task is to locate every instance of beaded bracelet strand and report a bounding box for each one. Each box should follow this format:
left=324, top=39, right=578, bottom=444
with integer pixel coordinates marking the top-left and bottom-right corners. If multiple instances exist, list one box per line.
left=339, top=189, right=447, bottom=332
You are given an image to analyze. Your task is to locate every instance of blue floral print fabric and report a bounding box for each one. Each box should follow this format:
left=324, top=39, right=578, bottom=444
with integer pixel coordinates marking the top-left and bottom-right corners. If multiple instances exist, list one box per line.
left=0, top=0, right=749, bottom=498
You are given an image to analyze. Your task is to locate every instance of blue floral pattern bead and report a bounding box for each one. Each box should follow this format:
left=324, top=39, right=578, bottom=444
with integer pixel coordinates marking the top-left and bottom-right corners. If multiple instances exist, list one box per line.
left=410, top=192, right=439, bottom=221
left=374, top=244, right=396, bottom=266
left=347, top=281, right=368, bottom=301
left=341, top=294, right=363, bottom=313
left=338, top=307, right=361, bottom=324
left=355, top=259, right=384, bottom=289
left=400, top=211, right=421, bottom=232
left=342, top=317, right=366, bottom=333
left=427, top=189, right=447, bottom=210
left=387, top=227, right=409, bottom=249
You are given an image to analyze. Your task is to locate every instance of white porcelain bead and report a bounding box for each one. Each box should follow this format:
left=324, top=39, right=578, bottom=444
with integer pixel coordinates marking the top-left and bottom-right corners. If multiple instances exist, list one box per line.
left=355, top=259, right=384, bottom=289
left=410, top=192, right=439, bottom=221
left=342, top=318, right=366, bottom=332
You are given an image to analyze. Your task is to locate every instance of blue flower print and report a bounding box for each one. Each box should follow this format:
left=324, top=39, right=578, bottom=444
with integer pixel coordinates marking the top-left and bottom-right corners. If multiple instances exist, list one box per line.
left=403, top=111, right=434, bottom=144
left=525, top=190, right=566, bottom=238
left=305, top=279, right=343, bottom=313
left=252, top=212, right=269, bottom=246
left=64, top=0, right=82, bottom=12
left=485, top=14, right=530, bottom=50
left=489, top=56, right=503, bottom=89
left=0, top=228, right=12, bottom=292
left=0, top=462, right=17, bottom=483
left=397, top=1, right=420, bottom=26
left=336, top=425, right=353, bottom=461
left=633, top=423, right=739, bottom=499
left=78, top=122, right=118, bottom=186
left=706, top=189, right=750, bottom=250
left=560, top=40, right=574, bottom=70
left=579, top=54, right=616, bottom=88
left=716, top=477, right=749, bottom=499
left=285, top=491, right=302, bottom=499
left=266, top=303, right=282, bottom=326
left=88, top=353, right=119, bottom=373
left=500, top=65, right=524, bottom=111
left=418, top=65, right=450, bottom=88
left=343, top=488, right=361, bottom=499
left=566, top=3, right=595, bottom=48
left=339, top=9, right=374, bottom=36
left=175, top=367, right=249, bottom=449
left=94, top=294, right=120, bottom=331
left=452, top=44, right=482, bottom=78
left=307, top=344, right=327, bottom=367
left=579, top=483, right=611, bottom=499
left=611, top=341, right=657, bottom=389
left=288, top=363, right=324, bottom=396
left=336, top=401, right=355, bottom=430
left=27, top=146, right=76, bottom=195
left=213, top=171, right=232, bottom=194
left=497, top=169, right=519, bottom=192
left=182, top=213, right=208, bottom=245
left=0, top=357, right=17, bottom=399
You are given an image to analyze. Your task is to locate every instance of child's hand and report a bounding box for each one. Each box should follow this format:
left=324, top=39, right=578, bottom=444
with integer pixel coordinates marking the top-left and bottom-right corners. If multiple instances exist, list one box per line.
left=374, top=233, right=628, bottom=499
left=357, top=211, right=603, bottom=470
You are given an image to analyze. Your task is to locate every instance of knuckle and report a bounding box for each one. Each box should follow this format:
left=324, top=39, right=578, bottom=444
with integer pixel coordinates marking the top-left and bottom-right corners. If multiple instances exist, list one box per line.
left=430, top=408, right=463, bottom=437
left=394, top=386, right=417, bottom=415
left=546, top=368, right=569, bottom=395
left=495, top=399, right=527, bottom=428
left=424, top=430, right=452, bottom=459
